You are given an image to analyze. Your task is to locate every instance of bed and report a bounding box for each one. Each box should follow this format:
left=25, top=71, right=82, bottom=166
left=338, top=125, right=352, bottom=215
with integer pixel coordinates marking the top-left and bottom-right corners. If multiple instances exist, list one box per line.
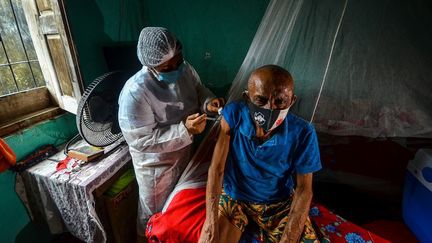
left=145, top=122, right=391, bottom=243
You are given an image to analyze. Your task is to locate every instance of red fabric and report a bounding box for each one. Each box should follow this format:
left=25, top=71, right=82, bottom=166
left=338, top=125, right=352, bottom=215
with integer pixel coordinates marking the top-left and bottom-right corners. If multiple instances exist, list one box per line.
left=146, top=188, right=206, bottom=243
left=0, top=138, right=16, bottom=172
left=362, top=220, right=419, bottom=243
left=56, top=157, right=75, bottom=171
left=146, top=188, right=392, bottom=243
left=309, top=203, right=391, bottom=243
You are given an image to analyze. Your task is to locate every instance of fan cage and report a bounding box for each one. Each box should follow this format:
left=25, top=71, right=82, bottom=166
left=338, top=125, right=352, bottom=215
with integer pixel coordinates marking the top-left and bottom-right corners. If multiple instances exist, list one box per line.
left=76, top=71, right=130, bottom=147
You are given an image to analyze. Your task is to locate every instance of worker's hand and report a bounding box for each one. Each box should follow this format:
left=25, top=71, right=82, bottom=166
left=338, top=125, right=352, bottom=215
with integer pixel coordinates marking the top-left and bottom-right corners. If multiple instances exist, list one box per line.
left=206, top=98, right=225, bottom=113
left=185, top=113, right=207, bottom=135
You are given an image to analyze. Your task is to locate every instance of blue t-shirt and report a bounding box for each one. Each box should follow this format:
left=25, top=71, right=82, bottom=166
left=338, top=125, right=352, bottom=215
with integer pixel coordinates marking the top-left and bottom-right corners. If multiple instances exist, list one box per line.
left=222, top=101, right=322, bottom=203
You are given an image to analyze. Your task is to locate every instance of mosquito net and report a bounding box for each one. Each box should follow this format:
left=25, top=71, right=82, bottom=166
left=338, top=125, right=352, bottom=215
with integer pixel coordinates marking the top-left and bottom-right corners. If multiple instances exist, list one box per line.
left=228, top=0, right=432, bottom=138
left=162, top=0, right=432, bottom=211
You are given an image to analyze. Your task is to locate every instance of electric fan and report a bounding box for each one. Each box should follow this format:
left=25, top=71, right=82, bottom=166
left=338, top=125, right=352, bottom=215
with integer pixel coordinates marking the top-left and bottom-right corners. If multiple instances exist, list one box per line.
left=75, top=71, right=131, bottom=147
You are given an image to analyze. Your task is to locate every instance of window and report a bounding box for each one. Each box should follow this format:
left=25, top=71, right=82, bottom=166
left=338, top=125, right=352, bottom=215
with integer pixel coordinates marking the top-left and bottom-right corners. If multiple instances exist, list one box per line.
left=0, top=0, right=45, bottom=96
left=0, top=0, right=82, bottom=137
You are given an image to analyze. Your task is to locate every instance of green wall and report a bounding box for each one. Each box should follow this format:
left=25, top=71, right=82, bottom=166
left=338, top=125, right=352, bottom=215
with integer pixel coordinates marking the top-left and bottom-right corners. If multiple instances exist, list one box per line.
left=1, top=113, right=77, bottom=243
left=142, top=0, right=269, bottom=97
left=66, top=0, right=147, bottom=86
left=67, top=0, right=269, bottom=94
left=2, top=0, right=268, bottom=242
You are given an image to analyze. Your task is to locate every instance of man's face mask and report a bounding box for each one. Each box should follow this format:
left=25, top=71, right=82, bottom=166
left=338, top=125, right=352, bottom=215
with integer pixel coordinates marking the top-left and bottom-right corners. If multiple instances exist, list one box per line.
left=153, top=63, right=184, bottom=84
left=247, top=102, right=290, bottom=132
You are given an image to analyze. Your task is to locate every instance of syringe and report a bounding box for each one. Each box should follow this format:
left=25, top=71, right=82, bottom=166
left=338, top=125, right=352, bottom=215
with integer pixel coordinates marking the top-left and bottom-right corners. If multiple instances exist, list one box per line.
left=206, top=108, right=223, bottom=121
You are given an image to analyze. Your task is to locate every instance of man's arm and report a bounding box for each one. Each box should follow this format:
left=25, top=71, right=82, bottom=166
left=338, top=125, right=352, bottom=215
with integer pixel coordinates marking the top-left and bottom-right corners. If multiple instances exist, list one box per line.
left=199, top=117, right=231, bottom=243
left=280, top=173, right=314, bottom=243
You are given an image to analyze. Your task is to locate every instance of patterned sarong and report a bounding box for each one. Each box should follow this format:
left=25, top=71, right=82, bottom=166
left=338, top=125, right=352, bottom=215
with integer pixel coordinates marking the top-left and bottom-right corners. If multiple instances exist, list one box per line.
left=219, top=190, right=330, bottom=243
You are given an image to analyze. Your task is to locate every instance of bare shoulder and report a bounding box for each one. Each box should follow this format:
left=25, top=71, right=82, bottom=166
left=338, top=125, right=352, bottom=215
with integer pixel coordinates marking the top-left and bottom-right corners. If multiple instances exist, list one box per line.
left=219, top=117, right=231, bottom=136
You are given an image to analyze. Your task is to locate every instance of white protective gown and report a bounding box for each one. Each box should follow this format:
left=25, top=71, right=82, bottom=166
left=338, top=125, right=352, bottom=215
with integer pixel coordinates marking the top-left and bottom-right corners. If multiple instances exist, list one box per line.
left=118, top=62, right=215, bottom=235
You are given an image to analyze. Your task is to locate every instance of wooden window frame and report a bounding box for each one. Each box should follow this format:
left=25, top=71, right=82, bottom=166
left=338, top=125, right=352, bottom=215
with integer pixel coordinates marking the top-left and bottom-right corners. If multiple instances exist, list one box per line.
left=0, top=0, right=82, bottom=137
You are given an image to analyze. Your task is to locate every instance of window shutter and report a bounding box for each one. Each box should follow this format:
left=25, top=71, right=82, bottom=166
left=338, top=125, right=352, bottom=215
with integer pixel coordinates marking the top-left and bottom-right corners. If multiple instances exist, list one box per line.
left=22, top=0, right=82, bottom=114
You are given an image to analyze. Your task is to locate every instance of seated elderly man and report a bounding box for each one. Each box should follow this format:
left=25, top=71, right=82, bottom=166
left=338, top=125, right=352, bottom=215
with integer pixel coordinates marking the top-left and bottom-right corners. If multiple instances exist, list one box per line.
left=199, top=65, right=327, bottom=243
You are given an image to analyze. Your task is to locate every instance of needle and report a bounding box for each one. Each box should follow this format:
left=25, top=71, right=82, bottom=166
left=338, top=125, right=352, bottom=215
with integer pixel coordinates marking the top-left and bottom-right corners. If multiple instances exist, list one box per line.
left=206, top=107, right=223, bottom=121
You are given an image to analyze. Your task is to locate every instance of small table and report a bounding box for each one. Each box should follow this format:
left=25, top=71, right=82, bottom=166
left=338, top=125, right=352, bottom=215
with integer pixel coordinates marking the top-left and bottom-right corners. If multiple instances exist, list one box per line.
left=16, top=141, right=132, bottom=243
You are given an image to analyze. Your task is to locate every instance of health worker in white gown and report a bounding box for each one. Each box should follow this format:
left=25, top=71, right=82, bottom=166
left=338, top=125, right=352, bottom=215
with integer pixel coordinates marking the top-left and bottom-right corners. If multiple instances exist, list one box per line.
left=118, top=27, right=224, bottom=239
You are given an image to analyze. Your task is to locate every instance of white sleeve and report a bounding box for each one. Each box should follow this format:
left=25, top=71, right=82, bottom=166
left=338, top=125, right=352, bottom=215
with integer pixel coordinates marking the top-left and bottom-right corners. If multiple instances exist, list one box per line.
left=119, top=88, right=193, bottom=154
left=126, top=122, right=193, bottom=154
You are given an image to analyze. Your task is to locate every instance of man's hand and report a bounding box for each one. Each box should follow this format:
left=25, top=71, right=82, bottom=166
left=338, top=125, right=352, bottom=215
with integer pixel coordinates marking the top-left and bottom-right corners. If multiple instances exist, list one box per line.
left=198, top=219, right=218, bottom=243
left=206, top=98, right=225, bottom=113
left=185, top=113, right=207, bottom=135
left=280, top=220, right=303, bottom=243
left=280, top=173, right=313, bottom=243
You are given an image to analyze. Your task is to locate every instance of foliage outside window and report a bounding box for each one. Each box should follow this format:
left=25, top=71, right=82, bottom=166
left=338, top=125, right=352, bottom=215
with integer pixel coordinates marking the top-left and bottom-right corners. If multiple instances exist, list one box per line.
left=0, top=0, right=45, bottom=97
left=0, top=0, right=82, bottom=137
